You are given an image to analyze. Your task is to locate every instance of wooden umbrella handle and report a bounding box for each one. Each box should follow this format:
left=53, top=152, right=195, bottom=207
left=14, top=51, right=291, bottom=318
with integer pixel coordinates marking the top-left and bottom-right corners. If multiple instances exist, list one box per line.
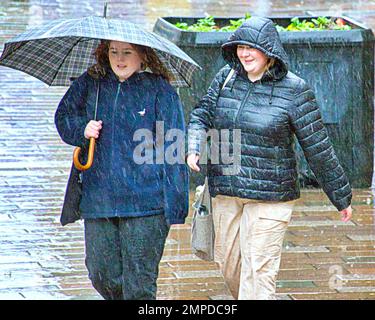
left=73, top=137, right=96, bottom=171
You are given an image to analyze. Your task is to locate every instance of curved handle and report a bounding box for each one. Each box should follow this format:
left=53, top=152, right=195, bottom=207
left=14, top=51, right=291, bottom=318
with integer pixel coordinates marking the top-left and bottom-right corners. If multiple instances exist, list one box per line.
left=73, top=137, right=96, bottom=171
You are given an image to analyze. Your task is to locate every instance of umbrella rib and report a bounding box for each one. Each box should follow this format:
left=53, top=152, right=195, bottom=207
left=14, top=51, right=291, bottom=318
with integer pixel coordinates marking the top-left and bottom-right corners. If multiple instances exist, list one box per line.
left=50, top=36, right=84, bottom=85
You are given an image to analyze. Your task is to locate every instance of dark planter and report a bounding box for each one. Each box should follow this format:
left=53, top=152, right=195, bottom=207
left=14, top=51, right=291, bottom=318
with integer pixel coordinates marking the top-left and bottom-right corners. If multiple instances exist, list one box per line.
left=154, top=16, right=374, bottom=188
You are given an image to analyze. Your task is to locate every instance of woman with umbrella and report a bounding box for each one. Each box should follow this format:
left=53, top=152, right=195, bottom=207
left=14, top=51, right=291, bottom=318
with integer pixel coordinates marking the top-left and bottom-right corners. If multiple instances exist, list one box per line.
left=55, top=39, right=189, bottom=300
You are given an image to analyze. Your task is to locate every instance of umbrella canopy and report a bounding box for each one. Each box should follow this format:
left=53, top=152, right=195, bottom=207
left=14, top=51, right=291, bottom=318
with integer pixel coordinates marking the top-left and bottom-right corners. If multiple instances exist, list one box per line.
left=0, top=15, right=200, bottom=87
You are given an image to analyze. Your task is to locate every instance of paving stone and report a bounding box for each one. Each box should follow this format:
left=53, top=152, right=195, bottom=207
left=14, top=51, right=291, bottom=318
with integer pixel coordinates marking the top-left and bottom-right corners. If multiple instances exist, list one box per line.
left=0, top=262, right=41, bottom=273
left=17, top=290, right=67, bottom=300
left=278, top=268, right=330, bottom=280
left=290, top=292, right=375, bottom=300
left=0, top=291, right=25, bottom=299
left=174, top=270, right=222, bottom=279
left=342, top=256, right=375, bottom=263
left=347, top=267, right=375, bottom=275
left=58, top=288, right=101, bottom=299
left=347, top=234, right=375, bottom=241
left=293, top=205, right=337, bottom=212
left=0, top=254, right=39, bottom=264
left=0, top=214, right=12, bottom=221
left=161, top=254, right=200, bottom=261
left=283, top=246, right=330, bottom=253
left=209, top=294, right=235, bottom=300
left=337, top=286, right=375, bottom=293
left=277, top=280, right=316, bottom=288
left=289, top=220, right=356, bottom=227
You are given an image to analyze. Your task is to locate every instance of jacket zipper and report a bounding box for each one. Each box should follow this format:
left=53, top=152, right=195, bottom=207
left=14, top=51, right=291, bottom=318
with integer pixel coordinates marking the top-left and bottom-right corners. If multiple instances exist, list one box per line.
left=111, top=82, right=121, bottom=214
left=234, top=82, right=253, bottom=125
left=232, top=81, right=253, bottom=194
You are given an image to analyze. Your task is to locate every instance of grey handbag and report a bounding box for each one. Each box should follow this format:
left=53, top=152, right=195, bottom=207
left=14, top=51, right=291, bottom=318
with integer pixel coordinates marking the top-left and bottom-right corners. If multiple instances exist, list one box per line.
left=191, top=177, right=215, bottom=261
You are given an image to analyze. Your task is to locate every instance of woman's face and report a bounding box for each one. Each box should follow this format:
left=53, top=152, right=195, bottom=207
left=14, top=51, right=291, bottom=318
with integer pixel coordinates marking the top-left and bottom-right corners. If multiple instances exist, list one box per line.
left=237, top=45, right=269, bottom=79
left=108, top=41, right=143, bottom=81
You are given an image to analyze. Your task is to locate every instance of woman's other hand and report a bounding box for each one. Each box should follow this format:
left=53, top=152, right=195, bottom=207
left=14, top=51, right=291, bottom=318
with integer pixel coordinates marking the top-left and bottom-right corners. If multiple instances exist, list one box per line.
left=339, top=205, right=353, bottom=222
left=84, top=120, right=103, bottom=139
left=187, top=153, right=200, bottom=172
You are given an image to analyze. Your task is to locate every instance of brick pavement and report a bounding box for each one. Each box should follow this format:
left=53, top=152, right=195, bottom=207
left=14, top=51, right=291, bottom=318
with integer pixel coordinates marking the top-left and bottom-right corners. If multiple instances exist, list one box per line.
left=0, top=0, right=375, bottom=300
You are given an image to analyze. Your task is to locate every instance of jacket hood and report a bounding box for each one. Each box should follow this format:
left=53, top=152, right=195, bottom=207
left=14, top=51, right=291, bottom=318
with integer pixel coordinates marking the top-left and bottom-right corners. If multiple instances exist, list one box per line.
left=222, top=16, right=289, bottom=81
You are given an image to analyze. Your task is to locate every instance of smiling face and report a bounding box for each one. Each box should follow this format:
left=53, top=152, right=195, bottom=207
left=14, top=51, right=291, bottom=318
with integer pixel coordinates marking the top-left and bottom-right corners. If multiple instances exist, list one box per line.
left=236, top=45, right=269, bottom=81
left=108, top=41, right=143, bottom=81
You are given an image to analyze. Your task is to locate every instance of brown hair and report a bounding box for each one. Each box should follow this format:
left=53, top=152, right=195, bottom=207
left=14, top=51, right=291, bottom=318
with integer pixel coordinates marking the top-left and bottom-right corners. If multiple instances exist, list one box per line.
left=264, top=57, right=276, bottom=78
left=88, top=40, right=173, bottom=82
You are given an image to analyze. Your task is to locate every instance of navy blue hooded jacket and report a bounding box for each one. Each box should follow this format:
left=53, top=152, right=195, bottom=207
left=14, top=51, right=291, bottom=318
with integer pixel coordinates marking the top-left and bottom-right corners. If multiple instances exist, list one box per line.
left=55, top=69, right=189, bottom=224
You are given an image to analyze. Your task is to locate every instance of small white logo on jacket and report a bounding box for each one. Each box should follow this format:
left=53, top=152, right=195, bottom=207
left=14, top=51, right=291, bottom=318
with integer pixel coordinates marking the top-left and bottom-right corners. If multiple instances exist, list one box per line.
left=138, top=108, right=146, bottom=116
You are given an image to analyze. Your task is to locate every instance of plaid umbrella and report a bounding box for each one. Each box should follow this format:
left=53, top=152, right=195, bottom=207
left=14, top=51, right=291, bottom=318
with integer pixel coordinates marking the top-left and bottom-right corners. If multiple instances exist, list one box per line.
left=0, top=15, right=200, bottom=87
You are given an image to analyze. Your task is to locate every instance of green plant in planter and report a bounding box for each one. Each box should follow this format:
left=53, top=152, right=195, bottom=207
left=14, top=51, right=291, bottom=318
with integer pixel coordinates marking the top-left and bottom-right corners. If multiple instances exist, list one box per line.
left=276, top=17, right=352, bottom=31
left=219, top=13, right=252, bottom=32
left=175, top=15, right=218, bottom=32
left=174, top=15, right=351, bottom=32
left=174, top=13, right=251, bottom=32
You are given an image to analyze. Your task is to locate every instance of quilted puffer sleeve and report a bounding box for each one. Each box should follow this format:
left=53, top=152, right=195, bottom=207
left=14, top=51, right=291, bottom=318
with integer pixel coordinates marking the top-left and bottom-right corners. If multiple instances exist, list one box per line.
left=289, top=79, right=352, bottom=211
left=187, top=66, right=231, bottom=155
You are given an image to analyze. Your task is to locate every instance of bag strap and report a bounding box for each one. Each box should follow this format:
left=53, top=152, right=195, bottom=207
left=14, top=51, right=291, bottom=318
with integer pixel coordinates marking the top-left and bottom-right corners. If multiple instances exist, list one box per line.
left=201, top=177, right=210, bottom=205
left=222, top=68, right=235, bottom=90
left=199, top=69, right=235, bottom=192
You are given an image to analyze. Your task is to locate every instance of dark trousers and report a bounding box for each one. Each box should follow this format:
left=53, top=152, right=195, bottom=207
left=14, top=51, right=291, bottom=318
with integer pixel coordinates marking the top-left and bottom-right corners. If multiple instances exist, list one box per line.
left=84, top=214, right=169, bottom=300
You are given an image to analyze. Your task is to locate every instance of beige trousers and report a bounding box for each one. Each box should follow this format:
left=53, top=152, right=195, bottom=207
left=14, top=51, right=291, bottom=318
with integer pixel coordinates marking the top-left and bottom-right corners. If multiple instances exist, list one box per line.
left=212, top=195, right=295, bottom=300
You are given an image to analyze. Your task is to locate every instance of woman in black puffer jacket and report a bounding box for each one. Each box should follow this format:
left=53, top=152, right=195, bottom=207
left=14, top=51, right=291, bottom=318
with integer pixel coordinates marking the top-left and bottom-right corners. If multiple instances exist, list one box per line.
left=187, top=16, right=352, bottom=300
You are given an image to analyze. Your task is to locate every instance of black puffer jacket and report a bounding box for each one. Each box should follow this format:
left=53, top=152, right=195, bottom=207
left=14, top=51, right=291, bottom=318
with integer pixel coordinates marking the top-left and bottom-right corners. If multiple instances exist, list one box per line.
left=188, top=16, right=352, bottom=211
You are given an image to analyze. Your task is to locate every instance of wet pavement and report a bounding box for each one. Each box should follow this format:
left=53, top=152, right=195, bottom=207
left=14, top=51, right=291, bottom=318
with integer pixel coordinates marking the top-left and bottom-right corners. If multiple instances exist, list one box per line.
left=0, top=0, right=375, bottom=300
